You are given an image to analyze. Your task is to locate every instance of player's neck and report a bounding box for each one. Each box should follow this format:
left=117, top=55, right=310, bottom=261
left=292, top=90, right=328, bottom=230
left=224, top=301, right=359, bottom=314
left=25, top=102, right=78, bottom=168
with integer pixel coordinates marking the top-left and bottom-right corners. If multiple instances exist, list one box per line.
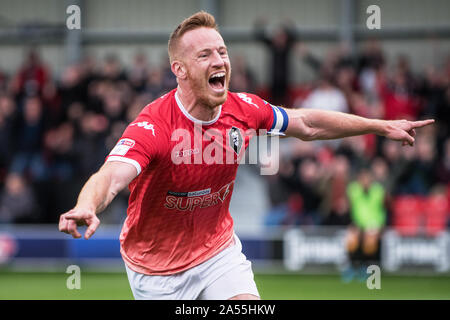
left=176, top=87, right=220, bottom=122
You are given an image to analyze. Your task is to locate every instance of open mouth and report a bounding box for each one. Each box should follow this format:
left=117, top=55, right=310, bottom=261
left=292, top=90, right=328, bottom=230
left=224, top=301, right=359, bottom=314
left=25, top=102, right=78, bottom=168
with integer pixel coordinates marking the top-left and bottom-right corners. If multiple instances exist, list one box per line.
left=208, top=72, right=226, bottom=91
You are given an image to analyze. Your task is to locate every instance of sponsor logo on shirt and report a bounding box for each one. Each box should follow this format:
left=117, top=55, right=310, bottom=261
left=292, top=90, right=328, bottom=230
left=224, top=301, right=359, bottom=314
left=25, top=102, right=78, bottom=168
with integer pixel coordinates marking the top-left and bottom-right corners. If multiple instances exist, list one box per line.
left=237, top=92, right=259, bottom=109
left=130, top=121, right=155, bottom=136
left=164, top=181, right=234, bottom=212
left=174, top=148, right=200, bottom=158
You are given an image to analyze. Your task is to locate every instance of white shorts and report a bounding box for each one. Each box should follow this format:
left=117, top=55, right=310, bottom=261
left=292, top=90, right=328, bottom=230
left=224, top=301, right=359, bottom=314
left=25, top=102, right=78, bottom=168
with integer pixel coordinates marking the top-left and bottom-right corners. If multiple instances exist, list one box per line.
left=125, top=234, right=259, bottom=300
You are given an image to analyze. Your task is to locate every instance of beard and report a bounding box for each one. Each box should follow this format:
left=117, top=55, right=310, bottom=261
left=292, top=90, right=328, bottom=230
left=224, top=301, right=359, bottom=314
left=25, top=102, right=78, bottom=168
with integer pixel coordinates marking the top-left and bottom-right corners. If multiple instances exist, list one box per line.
left=187, top=67, right=231, bottom=109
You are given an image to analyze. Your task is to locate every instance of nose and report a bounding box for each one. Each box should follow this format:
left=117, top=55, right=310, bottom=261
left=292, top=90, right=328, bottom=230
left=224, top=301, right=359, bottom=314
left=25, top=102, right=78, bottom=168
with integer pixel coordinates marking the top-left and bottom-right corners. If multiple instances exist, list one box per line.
left=210, top=50, right=225, bottom=68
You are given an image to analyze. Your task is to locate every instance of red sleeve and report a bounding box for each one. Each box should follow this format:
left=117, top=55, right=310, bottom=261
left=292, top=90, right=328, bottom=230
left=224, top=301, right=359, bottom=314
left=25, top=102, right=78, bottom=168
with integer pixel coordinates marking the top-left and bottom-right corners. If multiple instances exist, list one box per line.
left=105, top=118, right=163, bottom=175
left=235, top=92, right=288, bottom=135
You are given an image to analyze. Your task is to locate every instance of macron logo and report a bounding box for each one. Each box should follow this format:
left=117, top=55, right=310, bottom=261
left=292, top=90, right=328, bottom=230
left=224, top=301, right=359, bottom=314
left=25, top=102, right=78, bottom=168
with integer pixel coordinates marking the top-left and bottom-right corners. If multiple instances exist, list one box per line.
left=130, top=121, right=155, bottom=136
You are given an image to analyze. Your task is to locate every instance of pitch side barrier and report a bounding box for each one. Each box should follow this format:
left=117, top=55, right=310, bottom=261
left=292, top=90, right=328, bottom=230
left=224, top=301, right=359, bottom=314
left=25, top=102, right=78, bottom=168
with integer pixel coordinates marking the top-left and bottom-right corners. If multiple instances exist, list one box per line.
left=0, top=225, right=449, bottom=273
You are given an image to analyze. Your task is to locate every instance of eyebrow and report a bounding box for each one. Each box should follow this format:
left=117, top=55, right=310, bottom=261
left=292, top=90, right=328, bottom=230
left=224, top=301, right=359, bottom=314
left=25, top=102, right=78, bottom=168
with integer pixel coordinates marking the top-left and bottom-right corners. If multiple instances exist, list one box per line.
left=197, top=46, right=228, bottom=54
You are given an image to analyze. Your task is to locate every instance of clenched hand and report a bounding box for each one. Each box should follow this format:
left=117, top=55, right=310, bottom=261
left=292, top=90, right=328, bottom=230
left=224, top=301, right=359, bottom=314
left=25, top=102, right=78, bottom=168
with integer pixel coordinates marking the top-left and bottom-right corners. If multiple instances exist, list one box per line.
left=59, top=208, right=100, bottom=240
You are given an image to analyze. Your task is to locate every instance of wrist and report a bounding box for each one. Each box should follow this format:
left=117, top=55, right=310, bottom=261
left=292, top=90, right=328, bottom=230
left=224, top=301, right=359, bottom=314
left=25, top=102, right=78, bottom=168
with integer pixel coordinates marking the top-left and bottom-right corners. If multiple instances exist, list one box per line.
left=370, top=119, right=388, bottom=136
left=74, top=203, right=97, bottom=215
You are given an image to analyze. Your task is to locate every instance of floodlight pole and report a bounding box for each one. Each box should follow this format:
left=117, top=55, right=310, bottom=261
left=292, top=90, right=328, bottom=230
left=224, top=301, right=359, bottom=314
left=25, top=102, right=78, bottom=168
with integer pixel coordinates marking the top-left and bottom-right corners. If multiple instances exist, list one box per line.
left=65, top=0, right=83, bottom=66
left=340, top=0, right=356, bottom=54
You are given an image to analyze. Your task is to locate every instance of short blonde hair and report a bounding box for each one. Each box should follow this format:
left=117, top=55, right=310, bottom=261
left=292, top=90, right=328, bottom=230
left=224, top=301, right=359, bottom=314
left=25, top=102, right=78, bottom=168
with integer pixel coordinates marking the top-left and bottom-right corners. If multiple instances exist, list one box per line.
left=168, top=11, right=218, bottom=62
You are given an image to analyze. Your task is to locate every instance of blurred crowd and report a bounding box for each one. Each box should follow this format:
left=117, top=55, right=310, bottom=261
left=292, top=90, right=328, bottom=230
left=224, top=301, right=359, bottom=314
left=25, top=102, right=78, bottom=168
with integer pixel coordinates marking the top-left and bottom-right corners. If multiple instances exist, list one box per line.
left=0, top=49, right=177, bottom=223
left=0, top=33, right=449, bottom=232
left=259, top=25, right=450, bottom=235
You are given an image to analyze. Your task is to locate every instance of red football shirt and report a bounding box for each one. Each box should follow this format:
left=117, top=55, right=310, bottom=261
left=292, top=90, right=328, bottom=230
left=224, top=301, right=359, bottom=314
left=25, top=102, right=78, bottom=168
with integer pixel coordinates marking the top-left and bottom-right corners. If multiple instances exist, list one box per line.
left=106, top=89, right=288, bottom=275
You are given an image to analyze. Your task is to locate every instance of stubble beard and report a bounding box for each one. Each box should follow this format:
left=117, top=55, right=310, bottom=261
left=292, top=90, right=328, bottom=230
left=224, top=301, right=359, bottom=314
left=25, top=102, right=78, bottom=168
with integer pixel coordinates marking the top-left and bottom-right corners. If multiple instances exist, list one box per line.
left=188, top=67, right=232, bottom=109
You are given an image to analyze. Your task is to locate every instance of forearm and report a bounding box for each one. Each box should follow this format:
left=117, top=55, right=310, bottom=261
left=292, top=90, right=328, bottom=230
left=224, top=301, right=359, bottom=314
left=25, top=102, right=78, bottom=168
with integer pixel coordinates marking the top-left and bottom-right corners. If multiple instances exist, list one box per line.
left=286, top=108, right=386, bottom=141
left=75, top=171, right=117, bottom=214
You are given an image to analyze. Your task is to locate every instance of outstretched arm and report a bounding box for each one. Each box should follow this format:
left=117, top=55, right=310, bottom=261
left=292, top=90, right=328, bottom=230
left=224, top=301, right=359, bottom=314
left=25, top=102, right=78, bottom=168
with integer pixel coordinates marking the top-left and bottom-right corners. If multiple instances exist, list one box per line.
left=58, top=161, right=137, bottom=239
left=284, top=108, right=434, bottom=146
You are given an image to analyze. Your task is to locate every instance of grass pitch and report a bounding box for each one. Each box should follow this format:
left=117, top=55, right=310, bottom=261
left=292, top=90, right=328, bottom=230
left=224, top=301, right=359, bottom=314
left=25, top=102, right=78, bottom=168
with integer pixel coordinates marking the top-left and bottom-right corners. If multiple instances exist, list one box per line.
left=0, top=271, right=449, bottom=300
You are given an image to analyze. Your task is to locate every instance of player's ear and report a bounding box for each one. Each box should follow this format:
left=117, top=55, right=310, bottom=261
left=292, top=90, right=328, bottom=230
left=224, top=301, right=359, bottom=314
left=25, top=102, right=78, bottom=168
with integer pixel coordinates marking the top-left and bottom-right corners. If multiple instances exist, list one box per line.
left=171, top=60, right=187, bottom=80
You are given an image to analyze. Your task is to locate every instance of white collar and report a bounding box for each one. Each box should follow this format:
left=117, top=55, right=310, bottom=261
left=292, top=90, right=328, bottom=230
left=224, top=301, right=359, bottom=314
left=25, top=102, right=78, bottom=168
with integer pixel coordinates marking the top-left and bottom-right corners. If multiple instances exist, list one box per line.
left=174, top=90, right=222, bottom=125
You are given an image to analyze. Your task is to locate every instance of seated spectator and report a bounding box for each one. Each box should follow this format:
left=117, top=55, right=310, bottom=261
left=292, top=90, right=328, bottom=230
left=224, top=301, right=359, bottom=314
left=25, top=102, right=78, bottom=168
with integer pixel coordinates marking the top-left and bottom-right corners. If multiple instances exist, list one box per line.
left=10, top=49, right=49, bottom=99
left=300, top=68, right=349, bottom=114
left=321, top=155, right=351, bottom=226
left=0, top=173, right=38, bottom=223
left=9, top=96, right=47, bottom=181
left=344, top=167, right=386, bottom=282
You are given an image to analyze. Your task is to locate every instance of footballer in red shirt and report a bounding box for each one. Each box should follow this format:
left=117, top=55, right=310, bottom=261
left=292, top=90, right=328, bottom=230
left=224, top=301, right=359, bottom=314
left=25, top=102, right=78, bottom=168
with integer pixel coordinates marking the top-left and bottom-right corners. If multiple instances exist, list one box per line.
left=59, top=11, right=434, bottom=300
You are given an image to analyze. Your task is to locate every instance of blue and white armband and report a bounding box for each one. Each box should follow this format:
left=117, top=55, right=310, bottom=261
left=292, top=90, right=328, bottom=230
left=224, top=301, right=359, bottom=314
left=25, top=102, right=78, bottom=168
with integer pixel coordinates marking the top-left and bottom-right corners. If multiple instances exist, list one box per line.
left=268, top=104, right=289, bottom=136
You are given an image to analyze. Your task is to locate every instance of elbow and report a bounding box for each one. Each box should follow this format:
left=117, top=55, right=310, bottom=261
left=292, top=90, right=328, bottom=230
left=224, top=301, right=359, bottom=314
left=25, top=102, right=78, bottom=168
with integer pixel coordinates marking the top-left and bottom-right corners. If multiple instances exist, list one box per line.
left=287, top=111, right=321, bottom=141
left=297, top=125, right=320, bottom=141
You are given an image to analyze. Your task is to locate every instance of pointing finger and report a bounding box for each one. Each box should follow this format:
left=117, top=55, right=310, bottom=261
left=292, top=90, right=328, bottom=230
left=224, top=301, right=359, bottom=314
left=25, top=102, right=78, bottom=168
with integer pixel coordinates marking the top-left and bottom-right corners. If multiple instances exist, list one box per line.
left=411, top=119, right=435, bottom=128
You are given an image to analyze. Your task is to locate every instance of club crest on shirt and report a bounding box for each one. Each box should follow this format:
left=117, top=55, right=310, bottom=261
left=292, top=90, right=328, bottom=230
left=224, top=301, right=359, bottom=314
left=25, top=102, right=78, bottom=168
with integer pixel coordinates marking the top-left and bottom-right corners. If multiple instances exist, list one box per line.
left=229, top=126, right=243, bottom=155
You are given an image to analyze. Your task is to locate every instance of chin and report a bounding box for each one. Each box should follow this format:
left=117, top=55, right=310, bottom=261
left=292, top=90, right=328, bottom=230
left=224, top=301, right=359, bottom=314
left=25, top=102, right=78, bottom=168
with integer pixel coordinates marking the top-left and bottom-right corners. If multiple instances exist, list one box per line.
left=200, top=88, right=227, bottom=108
left=209, top=91, right=228, bottom=107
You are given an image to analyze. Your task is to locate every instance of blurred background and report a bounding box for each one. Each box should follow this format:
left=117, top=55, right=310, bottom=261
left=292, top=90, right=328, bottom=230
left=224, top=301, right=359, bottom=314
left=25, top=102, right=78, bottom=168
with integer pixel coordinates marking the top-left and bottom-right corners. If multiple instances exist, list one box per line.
left=0, top=0, right=449, bottom=299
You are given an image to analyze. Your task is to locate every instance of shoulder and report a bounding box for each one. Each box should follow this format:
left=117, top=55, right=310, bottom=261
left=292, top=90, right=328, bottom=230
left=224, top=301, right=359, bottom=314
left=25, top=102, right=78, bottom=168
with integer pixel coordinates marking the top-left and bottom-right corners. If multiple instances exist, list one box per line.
left=137, top=90, right=175, bottom=120
left=130, top=90, right=176, bottom=136
left=120, top=91, right=176, bottom=151
left=227, top=91, right=268, bottom=110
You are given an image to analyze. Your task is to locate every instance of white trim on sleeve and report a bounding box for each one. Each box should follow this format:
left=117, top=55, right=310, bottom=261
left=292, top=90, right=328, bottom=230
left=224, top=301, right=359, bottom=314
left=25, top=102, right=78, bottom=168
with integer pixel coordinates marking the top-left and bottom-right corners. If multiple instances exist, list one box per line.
left=106, top=156, right=142, bottom=175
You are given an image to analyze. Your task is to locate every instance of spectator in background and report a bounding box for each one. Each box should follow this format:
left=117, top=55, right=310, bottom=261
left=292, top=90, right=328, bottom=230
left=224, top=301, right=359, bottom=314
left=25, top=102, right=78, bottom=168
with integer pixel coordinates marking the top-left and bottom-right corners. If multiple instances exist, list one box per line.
left=37, top=122, right=77, bottom=222
left=396, top=135, right=438, bottom=195
left=146, top=69, right=165, bottom=98
left=321, top=155, right=351, bottom=226
left=290, top=158, right=323, bottom=225
left=230, top=55, right=257, bottom=93
left=10, top=96, right=47, bottom=180
left=73, top=112, right=109, bottom=180
left=300, top=67, right=349, bottom=114
left=128, top=52, right=149, bottom=93
left=378, top=55, right=422, bottom=121
left=344, top=167, right=386, bottom=282
left=0, top=95, right=18, bottom=172
left=102, top=83, right=127, bottom=123
left=379, top=138, right=407, bottom=195
left=420, top=58, right=450, bottom=149
left=254, top=18, right=296, bottom=106
left=10, top=49, right=49, bottom=99
left=44, top=122, right=76, bottom=181
left=160, top=56, right=177, bottom=92
left=435, top=138, right=450, bottom=186
left=264, top=157, right=297, bottom=226
left=101, top=54, right=127, bottom=83
left=357, top=40, right=385, bottom=103
left=0, top=173, right=38, bottom=223
left=59, top=64, right=87, bottom=117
